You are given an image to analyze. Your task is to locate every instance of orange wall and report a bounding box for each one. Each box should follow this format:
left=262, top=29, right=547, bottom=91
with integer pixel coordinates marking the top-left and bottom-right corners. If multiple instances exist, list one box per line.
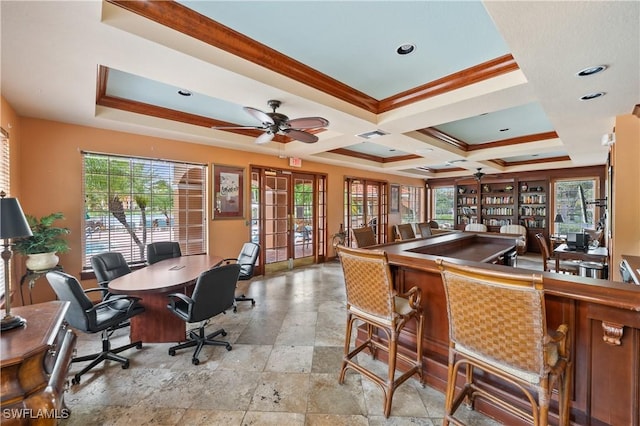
left=13, top=114, right=422, bottom=303
left=610, top=114, right=640, bottom=280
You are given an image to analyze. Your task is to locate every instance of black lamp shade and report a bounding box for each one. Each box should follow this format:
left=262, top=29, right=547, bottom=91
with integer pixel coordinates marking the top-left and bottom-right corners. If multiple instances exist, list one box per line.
left=0, top=197, right=33, bottom=239
left=554, top=213, right=564, bottom=223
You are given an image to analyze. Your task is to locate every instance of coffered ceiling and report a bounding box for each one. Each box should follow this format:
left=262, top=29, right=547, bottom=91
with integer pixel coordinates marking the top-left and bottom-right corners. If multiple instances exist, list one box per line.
left=1, top=1, right=638, bottom=180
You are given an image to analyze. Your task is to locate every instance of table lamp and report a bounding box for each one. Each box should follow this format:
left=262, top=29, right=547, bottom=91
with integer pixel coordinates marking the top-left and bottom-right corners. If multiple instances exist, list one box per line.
left=1, top=192, right=33, bottom=331
left=554, top=213, right=564, bottom=236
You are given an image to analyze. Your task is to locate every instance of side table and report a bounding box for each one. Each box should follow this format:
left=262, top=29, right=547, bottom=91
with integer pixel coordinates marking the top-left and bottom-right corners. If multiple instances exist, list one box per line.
left=20, top=265, right=63, bottom=305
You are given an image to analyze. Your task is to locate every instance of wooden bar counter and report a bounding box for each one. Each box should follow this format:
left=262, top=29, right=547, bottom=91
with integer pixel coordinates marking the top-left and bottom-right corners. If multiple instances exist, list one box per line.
left=361, top=232, right=640, bottom=426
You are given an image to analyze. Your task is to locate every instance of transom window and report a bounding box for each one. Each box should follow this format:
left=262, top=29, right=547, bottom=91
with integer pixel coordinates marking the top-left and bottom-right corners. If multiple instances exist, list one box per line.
left=82, top=153, right=207, bottom=268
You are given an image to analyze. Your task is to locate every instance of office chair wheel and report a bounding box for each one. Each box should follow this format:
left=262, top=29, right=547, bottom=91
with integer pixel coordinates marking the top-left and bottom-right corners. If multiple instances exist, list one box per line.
left=225, top=344, right=232, bottom=351
left=168, top=348, right=176, bottom=356
left=192, top=357, right=200, bottom=365
left=136, top=342, right=142, bottom=349
left=233, top=306, right=237, bottom=313
left=121, top=360, right=130, bottom=369
left=71, top=375, right=81, bottom=385
left=251, top=300, right=256, bottom=306
left=221, top=330, right=227, bottom=336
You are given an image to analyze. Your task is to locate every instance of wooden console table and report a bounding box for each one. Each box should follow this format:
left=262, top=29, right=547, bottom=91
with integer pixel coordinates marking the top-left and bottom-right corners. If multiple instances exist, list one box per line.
left=1, top=301, right=76, bottom=425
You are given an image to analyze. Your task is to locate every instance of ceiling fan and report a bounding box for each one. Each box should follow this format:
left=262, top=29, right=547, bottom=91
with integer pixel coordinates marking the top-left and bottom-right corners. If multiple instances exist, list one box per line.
left=473, top=168, right=485, bottom=181
left=212, top=99, right=329, bottom=144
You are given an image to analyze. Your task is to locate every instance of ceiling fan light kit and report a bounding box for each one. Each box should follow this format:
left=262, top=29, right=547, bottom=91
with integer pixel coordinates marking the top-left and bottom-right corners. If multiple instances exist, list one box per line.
left=473, top=168, right=485, bottom=181
left=213, top=99, right=329, bottom=145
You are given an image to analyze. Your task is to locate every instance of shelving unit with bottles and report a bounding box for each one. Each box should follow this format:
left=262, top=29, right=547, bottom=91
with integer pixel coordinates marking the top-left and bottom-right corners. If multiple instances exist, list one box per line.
left=455, top=181, right=479, bottom=230
left=517, top=179, right=548, bottom=253
left=479, top=180, right=516, bottom=231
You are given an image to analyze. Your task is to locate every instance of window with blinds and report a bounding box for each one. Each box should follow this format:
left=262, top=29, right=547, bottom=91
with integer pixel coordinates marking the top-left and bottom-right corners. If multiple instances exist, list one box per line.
left=1, top=128, right=10, bottom=298
left=82, top=152, right=207, bottom=269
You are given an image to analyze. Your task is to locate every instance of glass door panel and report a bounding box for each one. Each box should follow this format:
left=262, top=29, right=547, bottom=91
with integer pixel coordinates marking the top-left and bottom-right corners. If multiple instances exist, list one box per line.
left=264, top=174, right=290, bottom=270
left=292, top=174, right=315, bottom=267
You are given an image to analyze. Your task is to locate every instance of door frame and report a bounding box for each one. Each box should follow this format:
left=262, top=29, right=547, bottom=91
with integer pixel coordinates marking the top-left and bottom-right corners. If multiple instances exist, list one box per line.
left=250, top=166, right=327, bottom=273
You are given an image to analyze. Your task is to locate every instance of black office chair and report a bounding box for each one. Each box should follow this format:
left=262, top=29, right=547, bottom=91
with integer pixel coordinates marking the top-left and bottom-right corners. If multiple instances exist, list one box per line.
left=45, top=270, right=144, bottom=384
left=147, top=241, right=182, bottom=265
left=166, top=264, right=241, bottom=365
left=91, top=251, right=131, bottom=290
left=220, top=242, right=260, bottom=311
left=91, top=251, right=134, bottom=327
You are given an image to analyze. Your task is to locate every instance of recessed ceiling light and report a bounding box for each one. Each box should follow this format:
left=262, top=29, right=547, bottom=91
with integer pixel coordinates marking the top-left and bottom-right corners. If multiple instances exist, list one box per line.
left=576, top=65, right=607, bottom=77
left=178, top=90, right=192, bottom=97
left=389, top=149, right=396, bottom=152
left=499, top=128, right=509, bottom=132
left=396, top=43, right=416, bottom=55
left=580, top=92, right=605, bottom=101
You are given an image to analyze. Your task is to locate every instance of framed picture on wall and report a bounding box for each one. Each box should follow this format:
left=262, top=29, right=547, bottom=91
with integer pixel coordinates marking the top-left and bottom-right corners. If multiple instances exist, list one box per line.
left=390, top=185, right=400, bottom=213
left=212, top=164, right=244, bottom=219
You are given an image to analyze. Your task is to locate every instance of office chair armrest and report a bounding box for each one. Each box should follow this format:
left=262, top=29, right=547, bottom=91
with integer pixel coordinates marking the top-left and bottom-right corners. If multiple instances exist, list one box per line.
left=167, top=292, right=194, bottom=317
left=222, top=257, right=239, bottom=264
left=399, top=286, right=422, bottom=309
left=84, top=287, right=109, bottom=297
left=86, top=295, right=142, bottom=316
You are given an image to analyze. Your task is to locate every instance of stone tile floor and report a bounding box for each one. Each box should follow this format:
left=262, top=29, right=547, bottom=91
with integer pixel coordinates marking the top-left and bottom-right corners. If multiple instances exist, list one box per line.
left=60, top=257, right=545, bottom=425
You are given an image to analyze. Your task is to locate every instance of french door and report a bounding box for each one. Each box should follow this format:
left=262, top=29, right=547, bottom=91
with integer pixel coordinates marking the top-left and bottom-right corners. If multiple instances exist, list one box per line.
left=251, top=167, right=327, bottom=273
left=343, top=178, right=388, bottom=246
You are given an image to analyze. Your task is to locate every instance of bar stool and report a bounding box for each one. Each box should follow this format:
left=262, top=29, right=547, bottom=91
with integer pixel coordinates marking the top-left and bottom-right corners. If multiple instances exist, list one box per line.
left=336, top=245, right=425, bottom=418
left=436, top=258, right=571, bottom=426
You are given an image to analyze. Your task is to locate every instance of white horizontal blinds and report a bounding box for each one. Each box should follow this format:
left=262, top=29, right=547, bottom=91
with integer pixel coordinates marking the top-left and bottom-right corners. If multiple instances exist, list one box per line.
left=0, top=129, right=10, bottom=298
left=82, top=153, right=206, bottom=268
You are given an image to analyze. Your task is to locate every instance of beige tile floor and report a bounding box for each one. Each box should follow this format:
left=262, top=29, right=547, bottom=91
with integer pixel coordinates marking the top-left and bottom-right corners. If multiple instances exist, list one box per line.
left=59, top=259, right=536, bottom=425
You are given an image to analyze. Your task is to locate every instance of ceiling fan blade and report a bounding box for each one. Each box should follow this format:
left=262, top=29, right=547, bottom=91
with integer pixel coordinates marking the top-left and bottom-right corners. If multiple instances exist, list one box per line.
left=287, top=129, right=319, bottom=144
left=286, top=117, right=329, bottom=129
left=243, top=106, right=274, bottom=126
left=212, top=125, right=264, bottom=130
left=255, top=131, right=275, bottom=145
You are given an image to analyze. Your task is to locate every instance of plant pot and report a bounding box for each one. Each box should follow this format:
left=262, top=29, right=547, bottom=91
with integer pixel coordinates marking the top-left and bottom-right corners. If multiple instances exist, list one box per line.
left=25, top=252, right=59, bottom=271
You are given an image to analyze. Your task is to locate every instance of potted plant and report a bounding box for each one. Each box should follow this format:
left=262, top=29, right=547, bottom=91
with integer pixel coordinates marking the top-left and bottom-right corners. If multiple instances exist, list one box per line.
left=14, top=212, right=70, bottom=271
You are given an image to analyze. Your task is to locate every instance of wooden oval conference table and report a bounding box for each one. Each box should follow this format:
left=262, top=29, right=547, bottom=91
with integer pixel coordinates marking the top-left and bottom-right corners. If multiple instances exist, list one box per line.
left=108, top=254, right=223, bottom=343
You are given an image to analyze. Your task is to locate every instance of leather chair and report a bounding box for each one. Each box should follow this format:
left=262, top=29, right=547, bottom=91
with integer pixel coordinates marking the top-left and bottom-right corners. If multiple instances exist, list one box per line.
left=351, top=226, right=376, bottom=247
left=147, top=241, right=182, bottom=265
left=428, top=220, right=439, bottom=229
left=417, top=222, right=432, bottom=237
left=45, top=270, right=144, bottom=384
left=395, top=223, right=416, bottom=240
left=500, top=224, right=527, bottom=254
left=166, top=263, right=241, bottom=365
left=464, top=223, right=488, bottom=232
left=535, top=233, right=579, bottom=274
left=91, top=251, right=134, bottom=327
left=220, top=242, right=260, bottom=311
left=336, top=245, right=424, bottom=418
left=436, top=259, right=571, bottom=426
left=91, top=251, right=131, bottom=290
